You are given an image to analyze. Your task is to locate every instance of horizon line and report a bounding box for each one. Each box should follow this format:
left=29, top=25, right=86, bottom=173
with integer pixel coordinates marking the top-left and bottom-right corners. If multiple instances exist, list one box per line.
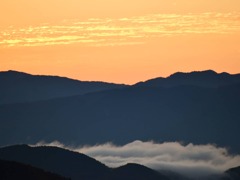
left=1, top=69, right=239, bottom=85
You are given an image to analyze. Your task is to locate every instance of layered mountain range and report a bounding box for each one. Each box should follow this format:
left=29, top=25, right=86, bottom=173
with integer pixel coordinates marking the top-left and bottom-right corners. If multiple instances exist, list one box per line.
left=0, top=145, right=239, bottom=180
left=1, top=70, right=240, bottom=179
left=0, top=70, right=240, bottom=152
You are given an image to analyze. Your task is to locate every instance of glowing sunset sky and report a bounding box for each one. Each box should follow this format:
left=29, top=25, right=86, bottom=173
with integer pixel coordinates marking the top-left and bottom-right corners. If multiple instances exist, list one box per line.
left=1, top=0, right=240, bottom=84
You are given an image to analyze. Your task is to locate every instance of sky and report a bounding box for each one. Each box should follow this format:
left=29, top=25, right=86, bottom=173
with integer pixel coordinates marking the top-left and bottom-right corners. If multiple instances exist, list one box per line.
left=1, top=0, right=240, bottom=84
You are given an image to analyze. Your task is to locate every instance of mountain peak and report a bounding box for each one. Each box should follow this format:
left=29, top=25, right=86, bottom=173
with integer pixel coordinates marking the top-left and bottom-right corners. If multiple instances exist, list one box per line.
left=113, top=163, right=169, bottom=180
left=0, top=144, right=109, bottom=180
left=136, top=70, right=240, bottom=88
left=5, top=70, right=26, bottom=73
left=169, top=70, right=218, bottom=78
left=1, top=70, right=31, bottom=77
left=0, top=145, right=170, bottom=180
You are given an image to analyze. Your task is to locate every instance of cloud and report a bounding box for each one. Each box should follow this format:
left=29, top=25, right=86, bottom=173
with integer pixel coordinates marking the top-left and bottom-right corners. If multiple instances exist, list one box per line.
left=32, top=140, right=240, bottom=178
left=1, top=12, right=240, bottom=48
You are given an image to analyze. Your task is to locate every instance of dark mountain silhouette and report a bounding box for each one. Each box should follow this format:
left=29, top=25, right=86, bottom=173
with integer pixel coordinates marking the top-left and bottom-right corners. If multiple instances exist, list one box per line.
left=135, top=70, right=240, bottom=88
left=0, top=144, right=109, bottom=180
left=0, top=145, right=169, bottom=180
left=159, top=170, right=192, bottom=180
left=0, top=79, right=240, bottom=152
left=0, top=159, right=68, bottom=180
left=221, top=166, right=240, bottom=180
left=0, top=70, right=240, bottom=152
left=0, top=70, right=126, bottom=105
left=106, top=163, right=169, bottom=180
left=1, top=144, right=239, bottom=180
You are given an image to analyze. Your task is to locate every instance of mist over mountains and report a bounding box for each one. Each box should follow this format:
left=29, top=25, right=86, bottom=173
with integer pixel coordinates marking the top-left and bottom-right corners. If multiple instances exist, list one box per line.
left=0, top=70, right=240, bottom=152
left=0, top=144, right=239, bottom=180
left=34, top=140, right=240, bottom=178
left=1, top=69, right=240, bottom=179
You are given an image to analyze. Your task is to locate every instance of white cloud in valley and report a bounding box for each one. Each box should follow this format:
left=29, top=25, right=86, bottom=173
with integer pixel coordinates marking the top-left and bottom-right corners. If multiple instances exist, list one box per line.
left=32, top=140, right=240, bottom=177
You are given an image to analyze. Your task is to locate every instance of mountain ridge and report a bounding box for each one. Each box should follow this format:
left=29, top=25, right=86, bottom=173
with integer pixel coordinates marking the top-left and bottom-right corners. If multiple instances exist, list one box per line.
left=0, top=70, right=127, bottom=105
left=0, top=144, right=109, bottom=180
left=135, top=70, right=240, bottom=88
left=0, top=70, right=240, bottom=152
left=0, top=144, right=239, bottom=180
left=0, top=144, right=169, bottom=180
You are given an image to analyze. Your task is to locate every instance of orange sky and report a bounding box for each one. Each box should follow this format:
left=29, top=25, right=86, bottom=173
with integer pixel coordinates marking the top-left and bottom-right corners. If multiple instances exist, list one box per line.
left=1, top=0, right=240, bottom=84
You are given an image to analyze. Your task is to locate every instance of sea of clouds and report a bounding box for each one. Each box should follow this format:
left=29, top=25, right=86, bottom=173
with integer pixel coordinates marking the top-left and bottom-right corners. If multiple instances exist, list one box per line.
left=32, top=140, right=240, bottom=177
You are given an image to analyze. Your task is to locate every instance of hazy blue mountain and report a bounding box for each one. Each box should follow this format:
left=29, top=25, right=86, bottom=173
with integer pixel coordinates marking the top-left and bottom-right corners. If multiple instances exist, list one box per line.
left=0, top=70, right=240, bottom=153
left=0, top=145, right=169, bottom=180
left=0, top=70, right=126, bottom=104
left=0, top=81, right=239, bottom=152
left=135, top=70, right=240, bottom=88
left=0, top=159, right=69, bottom=180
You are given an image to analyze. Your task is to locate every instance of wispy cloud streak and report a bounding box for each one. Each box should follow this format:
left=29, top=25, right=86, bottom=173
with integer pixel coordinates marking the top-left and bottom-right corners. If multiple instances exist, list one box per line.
left=32, top=140, right=240, bottom=177
left=1, top=12, right=240, bottom=47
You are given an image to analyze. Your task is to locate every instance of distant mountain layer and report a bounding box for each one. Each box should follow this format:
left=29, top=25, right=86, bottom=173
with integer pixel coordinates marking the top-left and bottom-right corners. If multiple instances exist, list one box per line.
left=0, top=145, right=169, bottom=180
left=1, top=70, right=240, bottom=105
left=0, top=77, right=240, bottom=152
left=135, top=70, right=240, bottom=88
left=0, top=159, right=68, bottom=180
left=0, top=70, right=240, bottom=152
left=0, top=70, right=126, bottom=104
